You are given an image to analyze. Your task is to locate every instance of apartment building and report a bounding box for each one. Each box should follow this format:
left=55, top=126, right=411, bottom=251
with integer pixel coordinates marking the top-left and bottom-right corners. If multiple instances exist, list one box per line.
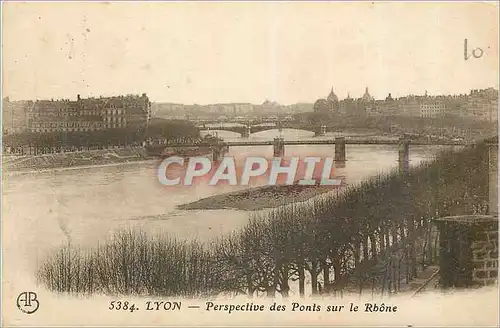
left=26, top=94, right=151, bottom=133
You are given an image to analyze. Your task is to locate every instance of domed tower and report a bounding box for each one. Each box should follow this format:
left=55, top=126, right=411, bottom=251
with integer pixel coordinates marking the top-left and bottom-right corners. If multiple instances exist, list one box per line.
left=362, top=87, right=374, bottom=102
left=326, top=87, right=339, bottom=112
left=313, top=99, right=330, bottom=113
left=327, top=87, right=339, bottom=103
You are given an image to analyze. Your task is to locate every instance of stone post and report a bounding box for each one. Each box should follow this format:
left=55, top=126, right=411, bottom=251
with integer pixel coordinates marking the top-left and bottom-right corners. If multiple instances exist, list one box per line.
left=273, top=137, right=285, bottom=157
left=434, top=216, right=498, bottom=289
left=398, top=137, right=410, bottom=174
left=471, top=221, right=498, bottom=286
left=334, top=137, right=346, bottom=162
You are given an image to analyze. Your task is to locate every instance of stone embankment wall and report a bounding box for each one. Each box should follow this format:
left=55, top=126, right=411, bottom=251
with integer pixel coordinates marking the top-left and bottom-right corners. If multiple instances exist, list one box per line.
left=3, top=147, right=149, bottom=172
left=472, top=228, right=498, bottom=286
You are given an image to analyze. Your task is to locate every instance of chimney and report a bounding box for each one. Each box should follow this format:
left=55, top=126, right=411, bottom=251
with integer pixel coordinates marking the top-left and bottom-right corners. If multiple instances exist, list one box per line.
left=489, top=142, right=498, bottom=216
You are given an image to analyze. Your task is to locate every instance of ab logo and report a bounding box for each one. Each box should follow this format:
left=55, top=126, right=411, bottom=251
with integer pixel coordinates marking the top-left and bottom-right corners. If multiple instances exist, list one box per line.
left=16, top=292, right=39, bottom=314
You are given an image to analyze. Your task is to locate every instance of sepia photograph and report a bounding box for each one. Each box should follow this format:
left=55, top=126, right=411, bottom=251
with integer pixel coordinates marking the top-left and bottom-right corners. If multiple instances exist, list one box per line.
left=2, top=1, right=499, bottom=326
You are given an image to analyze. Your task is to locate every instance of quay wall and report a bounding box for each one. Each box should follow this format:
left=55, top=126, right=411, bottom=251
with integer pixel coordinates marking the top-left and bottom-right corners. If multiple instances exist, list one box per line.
left=472, top=227, right=499, bottom=286
left=3, top=147, right=150, bottom=172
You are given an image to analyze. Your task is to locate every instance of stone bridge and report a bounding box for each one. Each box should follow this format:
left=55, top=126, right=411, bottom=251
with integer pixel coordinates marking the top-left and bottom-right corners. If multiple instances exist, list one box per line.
left=197, top=122, right=327, bottom=137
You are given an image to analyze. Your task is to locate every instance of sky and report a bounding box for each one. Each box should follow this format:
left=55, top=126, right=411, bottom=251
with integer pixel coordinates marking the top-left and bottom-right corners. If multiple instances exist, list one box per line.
left=2, top=1, right=499, bottom=105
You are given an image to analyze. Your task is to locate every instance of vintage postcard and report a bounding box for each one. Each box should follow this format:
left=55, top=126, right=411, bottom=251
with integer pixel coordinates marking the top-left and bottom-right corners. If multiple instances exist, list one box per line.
left=2, top=1, right=499, bottom=327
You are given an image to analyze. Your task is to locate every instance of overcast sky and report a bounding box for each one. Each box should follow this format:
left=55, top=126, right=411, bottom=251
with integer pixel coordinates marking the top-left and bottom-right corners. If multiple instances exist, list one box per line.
left=3, top=2, right=499, bottom=104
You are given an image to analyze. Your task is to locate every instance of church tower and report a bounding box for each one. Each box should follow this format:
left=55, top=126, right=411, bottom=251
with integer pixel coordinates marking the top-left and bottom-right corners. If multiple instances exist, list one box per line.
left=362, top=86, right=374, bottom=102
left=326, top=87, right=339, bottom=112
left=327, top=87, right=339, bottom=103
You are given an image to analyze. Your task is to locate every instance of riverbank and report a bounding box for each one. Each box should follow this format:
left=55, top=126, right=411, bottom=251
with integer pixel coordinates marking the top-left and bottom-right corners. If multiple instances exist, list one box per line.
left=177, top=182, right=344, bottom=211
left=2, top=147, right=149, bottom=173
left=2, top=145, right=214, bottom=174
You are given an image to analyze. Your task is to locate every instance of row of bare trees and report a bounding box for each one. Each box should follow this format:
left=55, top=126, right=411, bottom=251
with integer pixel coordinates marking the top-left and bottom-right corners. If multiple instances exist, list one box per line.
left=37, top=141, right=491, bottom=297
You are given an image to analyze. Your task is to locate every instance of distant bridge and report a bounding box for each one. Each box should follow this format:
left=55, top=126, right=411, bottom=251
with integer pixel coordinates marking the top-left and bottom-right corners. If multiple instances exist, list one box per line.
left=193, top=116, right=288, bottom=125
left=196, top=121, right=317, bottom=137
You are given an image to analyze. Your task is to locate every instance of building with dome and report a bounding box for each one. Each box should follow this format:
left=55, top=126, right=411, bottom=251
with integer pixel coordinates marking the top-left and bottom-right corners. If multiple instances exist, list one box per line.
left=326, top=87, right=340, bottom=112
left=310, top=85, right=497, bottom=121
left=362, top=87, right=374, bottom=102
left=339, top=90, right=370, bottom=117
left=327, top=88, right=339, bottom=103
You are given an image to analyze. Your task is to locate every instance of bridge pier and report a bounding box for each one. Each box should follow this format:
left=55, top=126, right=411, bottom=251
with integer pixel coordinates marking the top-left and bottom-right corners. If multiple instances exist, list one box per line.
left=212, top=145, right=226, bottom=162
left=273, top=137, right=285, bottom=157
left=210, top=137, right=228, bottom=162
left=334, top=137, right=346, bottom=163
left=241, top=125, right=251, bottom=138
left=398, top=137, right=410, bottom=174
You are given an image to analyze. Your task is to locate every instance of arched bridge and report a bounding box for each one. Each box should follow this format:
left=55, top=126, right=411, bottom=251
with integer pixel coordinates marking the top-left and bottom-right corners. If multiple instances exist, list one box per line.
left=197, top=122, right=326, bottom=137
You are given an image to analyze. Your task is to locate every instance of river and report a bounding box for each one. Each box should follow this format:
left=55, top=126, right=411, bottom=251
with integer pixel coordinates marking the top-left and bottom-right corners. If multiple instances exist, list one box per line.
left=2, top=128, right=461, bottom=291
